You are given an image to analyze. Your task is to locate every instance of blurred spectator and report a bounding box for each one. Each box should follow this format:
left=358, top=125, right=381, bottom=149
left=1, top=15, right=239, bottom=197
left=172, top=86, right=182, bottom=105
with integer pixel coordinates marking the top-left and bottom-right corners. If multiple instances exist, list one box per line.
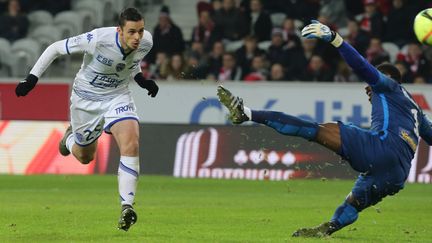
left=319, top=0, right=348, bottom=28
left=286, top=38, right=319, bottom=80
left=267, top=29, right=288, bottom=65
left=151, top=52, right=168, bottom=79
left=0, top=0, right=8, bottom=12
left=218, top=52, right=242, bottom=81
left=211, top=0, right=222, bottom=12
left=344, top=19, right=370, bottom=56
left=357, top=0, right=385, bottom=38
left=207, top=41, right=225, bottom=78
left=191, top=10, right=221, bottom=52
left=213, top=0, right=248, bottom=41
left=247, top=0, right=272, bottom=42
left=394, top=60, right=414, bottom=83
left=301, top=55, right=334, bottom=82
left=183, top=52, right=208, bottom=80
left=148, top=6, right=185, bottom=63
left=334, top=60, right=360, bottom=82
left=413, top=76, right=427, bottom=84
left=160, top=54, right=188, bottom=80
left=384, top=0, right=416, bottom=47
left=243, top=55, right=268, bottom=81
left=344, top=0, right=364, bottom=17
left=365, top=37, right=390, bottom=65
left=281, top=18, right=302, bottom=51
left=268, top=63, right=287, bottom=81
left=375, top=0, right=392, bottom=16
left=0, top=0, right=29, bottom=42
left=397, top=43, right=431, bottom=83
left=235, top=35, right=266, bottom=77
left=140, top=60, right=156, bottom=80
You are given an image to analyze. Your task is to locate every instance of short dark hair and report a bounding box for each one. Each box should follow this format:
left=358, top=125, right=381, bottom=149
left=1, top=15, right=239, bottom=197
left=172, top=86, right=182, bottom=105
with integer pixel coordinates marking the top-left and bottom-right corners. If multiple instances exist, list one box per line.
left=376, top=63, right=401, bottom=83
left=118, top=8, right=143, bottom=27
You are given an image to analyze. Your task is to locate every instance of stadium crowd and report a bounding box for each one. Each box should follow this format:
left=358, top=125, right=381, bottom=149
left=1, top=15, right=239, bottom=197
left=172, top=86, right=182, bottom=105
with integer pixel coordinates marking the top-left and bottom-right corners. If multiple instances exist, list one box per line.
left=1, top=0, right=432, bottom=84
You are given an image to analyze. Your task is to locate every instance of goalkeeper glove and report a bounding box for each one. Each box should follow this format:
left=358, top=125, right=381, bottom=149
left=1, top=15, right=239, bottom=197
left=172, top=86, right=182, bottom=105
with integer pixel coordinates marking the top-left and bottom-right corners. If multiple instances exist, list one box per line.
left=15, top=74, right=38, bottom=97
left=134, top=73, right=159, bottom=97
left=301, top=20, right=343, bottom=47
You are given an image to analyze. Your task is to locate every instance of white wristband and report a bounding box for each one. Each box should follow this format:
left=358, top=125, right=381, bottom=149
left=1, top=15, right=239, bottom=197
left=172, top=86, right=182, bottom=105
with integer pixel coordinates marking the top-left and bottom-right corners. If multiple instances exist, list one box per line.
left=331, top=32, right=343, bottom=48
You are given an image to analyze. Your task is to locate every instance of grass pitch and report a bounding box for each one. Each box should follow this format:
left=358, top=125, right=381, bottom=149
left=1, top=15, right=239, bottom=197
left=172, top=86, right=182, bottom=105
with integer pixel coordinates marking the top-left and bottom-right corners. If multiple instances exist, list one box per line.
left=0, top=175, right=431, bottom=243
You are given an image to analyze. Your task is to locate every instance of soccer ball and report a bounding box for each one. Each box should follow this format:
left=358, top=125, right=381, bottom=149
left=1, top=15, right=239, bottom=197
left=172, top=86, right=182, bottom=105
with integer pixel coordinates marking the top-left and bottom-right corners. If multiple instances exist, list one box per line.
left=413, top=8, right=432, bottom=45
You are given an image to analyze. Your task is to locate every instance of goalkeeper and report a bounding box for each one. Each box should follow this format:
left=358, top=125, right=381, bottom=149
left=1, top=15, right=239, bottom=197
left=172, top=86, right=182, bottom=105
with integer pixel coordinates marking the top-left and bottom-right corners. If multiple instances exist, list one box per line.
left=217, top=20, right=432, bottom=237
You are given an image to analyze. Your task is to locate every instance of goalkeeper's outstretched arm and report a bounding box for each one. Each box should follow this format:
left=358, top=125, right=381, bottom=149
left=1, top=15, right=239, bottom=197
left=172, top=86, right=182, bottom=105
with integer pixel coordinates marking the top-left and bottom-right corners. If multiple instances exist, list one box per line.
left=301, top=20, right=380, bottom=86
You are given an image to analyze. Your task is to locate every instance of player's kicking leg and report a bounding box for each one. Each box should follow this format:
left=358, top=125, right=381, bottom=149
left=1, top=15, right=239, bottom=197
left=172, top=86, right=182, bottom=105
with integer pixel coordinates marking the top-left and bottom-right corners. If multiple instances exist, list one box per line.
left=217, top=85, right=341, bottom=152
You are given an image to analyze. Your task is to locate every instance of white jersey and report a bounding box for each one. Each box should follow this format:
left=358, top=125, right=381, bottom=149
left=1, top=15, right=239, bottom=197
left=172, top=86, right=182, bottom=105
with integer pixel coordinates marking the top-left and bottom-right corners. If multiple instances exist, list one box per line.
left=30, top=27, right=153, bottom=101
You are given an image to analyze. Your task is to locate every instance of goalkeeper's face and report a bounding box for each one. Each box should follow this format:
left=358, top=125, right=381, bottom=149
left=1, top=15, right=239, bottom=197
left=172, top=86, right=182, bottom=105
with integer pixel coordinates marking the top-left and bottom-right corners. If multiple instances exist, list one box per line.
left=118, top=20, right=145, bottom=51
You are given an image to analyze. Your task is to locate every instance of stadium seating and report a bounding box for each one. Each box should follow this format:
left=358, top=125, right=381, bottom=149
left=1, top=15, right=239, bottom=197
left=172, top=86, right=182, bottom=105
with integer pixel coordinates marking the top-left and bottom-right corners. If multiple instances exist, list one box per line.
left=11, top=38, right=42, bottom=77
left=30, top=25, right=62, bottom=51
left=382, top=42, right=400, bottom=63
left=270, top=13, right=286, bottom=27
left=225, top=40, right=243, bottom=52
left=101, top=0, right=116, bottom=25
left=258, top=41, right=272, bottom=51
left=0, top=38, right=12, bottom=76
left=27, top=10, right=54, bottom=34
left=54, top=11, right=83, bottom=38
left=73, top=0, right=104, bottom=27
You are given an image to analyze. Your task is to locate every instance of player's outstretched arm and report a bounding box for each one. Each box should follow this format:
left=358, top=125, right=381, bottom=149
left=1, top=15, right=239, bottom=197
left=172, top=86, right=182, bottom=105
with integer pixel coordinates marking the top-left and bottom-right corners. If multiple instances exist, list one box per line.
left=134, top=73, right=159, bottom=97
left=15, top=40, right=69, bottom=97
left=301, top=20, right=380, bottom=86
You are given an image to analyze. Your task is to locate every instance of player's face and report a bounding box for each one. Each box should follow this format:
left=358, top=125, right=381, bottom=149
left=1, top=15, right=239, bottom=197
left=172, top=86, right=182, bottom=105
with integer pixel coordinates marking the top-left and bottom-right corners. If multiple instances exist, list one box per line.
left=118, top=20, right=145, bottom=51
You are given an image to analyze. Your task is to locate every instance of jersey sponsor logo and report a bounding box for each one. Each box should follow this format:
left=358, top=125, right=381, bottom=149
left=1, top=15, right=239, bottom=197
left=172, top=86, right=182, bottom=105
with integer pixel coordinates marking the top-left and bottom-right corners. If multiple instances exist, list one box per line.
left=116, top=63, right=126, bottom=72
left=96, top=54, right=113, bottom=66
left=115, top=104, right=135, bottom=114
left=90, top=72, right=125, bottom=89
left=399, top=128, right=418, bottom=151
left=137, top=48, right=148, bottom=53
left=86, top=33, right=93, bottom=43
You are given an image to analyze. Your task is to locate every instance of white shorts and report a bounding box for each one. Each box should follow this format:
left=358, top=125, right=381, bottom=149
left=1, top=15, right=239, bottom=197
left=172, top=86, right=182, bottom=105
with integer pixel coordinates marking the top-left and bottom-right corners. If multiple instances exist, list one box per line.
left=70, top=90, right=139, bottom=146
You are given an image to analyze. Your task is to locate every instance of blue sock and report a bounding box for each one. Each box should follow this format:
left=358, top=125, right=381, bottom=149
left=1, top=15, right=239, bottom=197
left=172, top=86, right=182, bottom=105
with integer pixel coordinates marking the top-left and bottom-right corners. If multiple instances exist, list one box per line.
left=251, top=110, right=319, bottom=140
left=330, top=201, right=359, bottom=229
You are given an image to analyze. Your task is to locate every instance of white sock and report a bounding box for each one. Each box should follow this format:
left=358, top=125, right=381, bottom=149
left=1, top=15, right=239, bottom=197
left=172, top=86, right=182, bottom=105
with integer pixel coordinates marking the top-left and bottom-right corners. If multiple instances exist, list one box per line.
left=118, top=156, right=139, bottom=207
left=244, top=106, right=252, bottom=120
left=66, top=134, right=75, bottom=152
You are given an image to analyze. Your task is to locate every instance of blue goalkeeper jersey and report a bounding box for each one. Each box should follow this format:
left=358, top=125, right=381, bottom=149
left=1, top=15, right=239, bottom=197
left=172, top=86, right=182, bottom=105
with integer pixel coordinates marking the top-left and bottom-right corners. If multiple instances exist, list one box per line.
left=337, top=42, right=432, bottom=155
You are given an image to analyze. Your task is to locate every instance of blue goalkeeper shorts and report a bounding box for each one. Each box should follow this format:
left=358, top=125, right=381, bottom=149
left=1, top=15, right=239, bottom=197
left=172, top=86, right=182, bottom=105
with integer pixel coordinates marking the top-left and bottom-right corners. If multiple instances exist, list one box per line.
left=337, top=122, right=411, bottom=210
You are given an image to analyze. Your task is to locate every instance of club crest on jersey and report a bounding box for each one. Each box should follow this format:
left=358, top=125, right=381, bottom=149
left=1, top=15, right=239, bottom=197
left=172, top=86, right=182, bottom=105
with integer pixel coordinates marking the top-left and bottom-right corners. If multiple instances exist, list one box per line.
left=116, top=63, right=126, bottom=72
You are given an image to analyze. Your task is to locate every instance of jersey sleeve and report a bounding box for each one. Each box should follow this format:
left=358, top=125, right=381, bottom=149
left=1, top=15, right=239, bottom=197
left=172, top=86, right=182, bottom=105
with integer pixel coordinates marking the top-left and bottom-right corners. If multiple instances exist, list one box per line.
left=419, top=113, right=432, bottom=145
left=65, top=29, right=98, bottom=55
left=337, top=42, right=380, bottom=85
left=29, top=29, right=98, bottom=77
left=370, top=72, right=399, bottom=93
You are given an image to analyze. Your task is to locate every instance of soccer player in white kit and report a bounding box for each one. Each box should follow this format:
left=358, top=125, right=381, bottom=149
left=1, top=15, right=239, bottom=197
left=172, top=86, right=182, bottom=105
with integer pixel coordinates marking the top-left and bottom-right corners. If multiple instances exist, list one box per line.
left=15, top=8, right=158, bottom=231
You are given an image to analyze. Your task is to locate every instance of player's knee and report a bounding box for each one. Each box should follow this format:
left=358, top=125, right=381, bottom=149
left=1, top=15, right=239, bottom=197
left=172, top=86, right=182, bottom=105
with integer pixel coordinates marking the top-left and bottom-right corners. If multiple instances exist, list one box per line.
left=120, top=140, right=139, bottom=156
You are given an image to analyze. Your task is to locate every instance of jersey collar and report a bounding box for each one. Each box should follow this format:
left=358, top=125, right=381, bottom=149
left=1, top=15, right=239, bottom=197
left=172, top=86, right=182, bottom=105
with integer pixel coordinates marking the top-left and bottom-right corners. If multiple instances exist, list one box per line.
left=116, top=32, right=134, bottom=60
